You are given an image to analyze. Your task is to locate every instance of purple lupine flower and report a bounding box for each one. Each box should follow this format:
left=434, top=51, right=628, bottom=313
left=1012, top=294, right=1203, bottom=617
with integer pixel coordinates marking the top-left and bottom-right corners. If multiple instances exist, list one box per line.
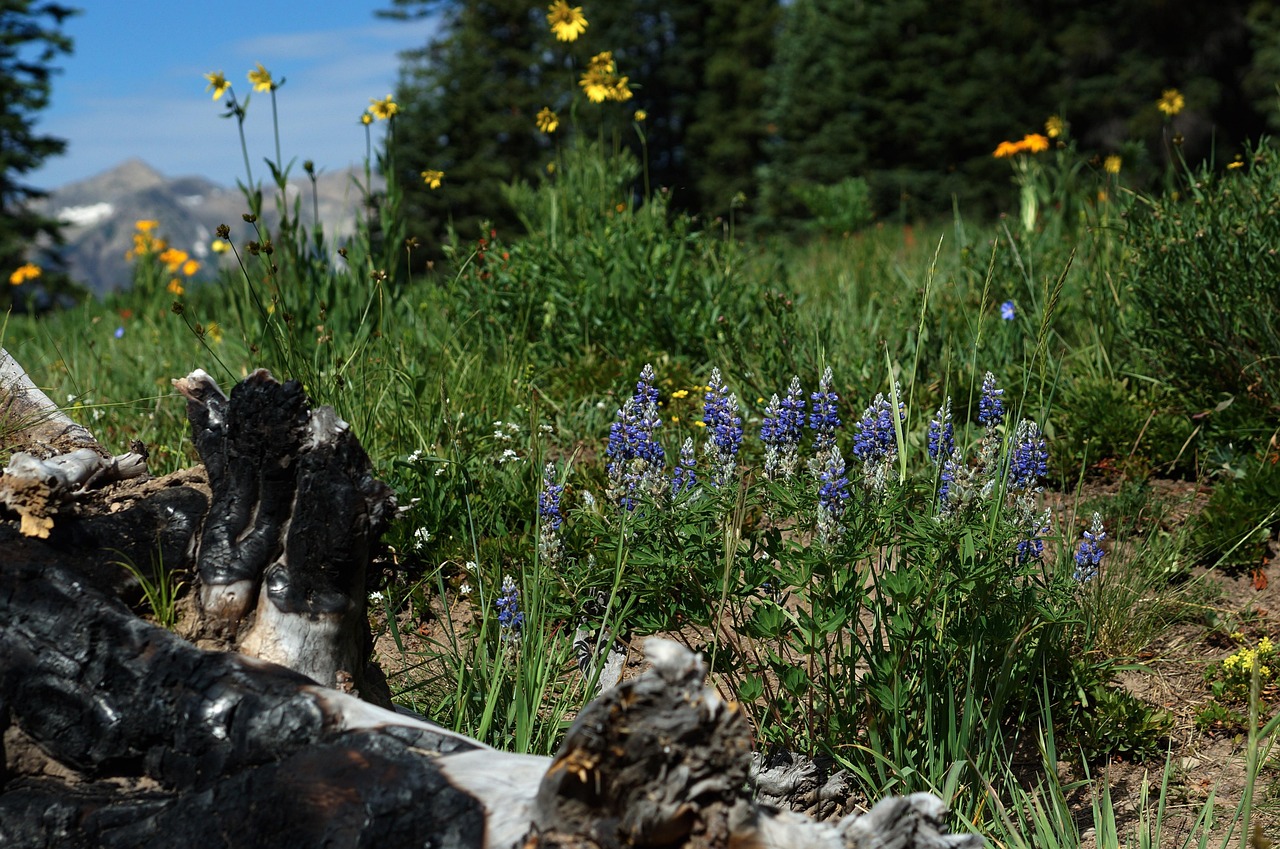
left=762, top=376, right=805, bottom=480
left=1074, top=512, right=1106, bottom=582
left=809, top=366, right=841, bottom=450
left=1000, top=300, right=1016, bottom=321
left=671, top=437, right=697, bottom=496
left=927, top=397, right=955, bottom=466
left=816, top=447, right=849, bottom=544
left=538, top=462, right=565, bottom=567
left=1017, top=508, right=1052, bottom=565
left=605, top=364, right=665, bottom=510
left=1008, top=419, right=1048, bottom=491
left=496, top=575, right=525, bottom=637
left=977, top=371, right=1005, bottom=428
left=937, top=450, right=960, bottom=515
left=851, top=385, right=903, bottom=492
left=702, top=367, right=742, bottom=487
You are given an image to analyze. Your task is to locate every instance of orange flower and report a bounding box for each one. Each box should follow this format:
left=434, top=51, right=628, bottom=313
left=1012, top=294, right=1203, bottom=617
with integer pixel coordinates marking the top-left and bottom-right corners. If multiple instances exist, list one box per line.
left=1020, top=133, right=1050, bottom=154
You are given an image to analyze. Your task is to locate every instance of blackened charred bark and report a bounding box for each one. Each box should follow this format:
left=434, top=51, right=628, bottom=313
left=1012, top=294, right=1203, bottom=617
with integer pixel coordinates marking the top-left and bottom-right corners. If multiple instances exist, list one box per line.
left=173, top=369, right=395, bottom=702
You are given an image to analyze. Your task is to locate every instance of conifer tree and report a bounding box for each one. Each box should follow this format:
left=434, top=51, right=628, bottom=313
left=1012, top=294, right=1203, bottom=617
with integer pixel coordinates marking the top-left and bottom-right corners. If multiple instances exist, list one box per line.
left=391, top=0, right=550, bottom=252
left=0, top=0, right=77, bottom=309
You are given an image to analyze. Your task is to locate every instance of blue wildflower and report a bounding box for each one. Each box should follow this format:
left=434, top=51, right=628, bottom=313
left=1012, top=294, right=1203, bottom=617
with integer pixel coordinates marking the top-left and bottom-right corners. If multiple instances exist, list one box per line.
left=702, top=367, right=742, bottom=487
left=937, top=450, right=960, bottom=515
left=816, top=447, right=849, bottom=544
left=978, top=371, right=1005, bottom=428
left=671, top=437, right=697, bottom=496
left=1017, top=509, right=1052, bottom=565
left=762, top=376, right=805, bottom=480
left=1008, top=419, right=1048, bottom=492
left=1074, top=512, right=1106, bottom=582
left=538, top=462, right=565, bottom=567
left=809, top=366, right=841, bottom=450
left=926, top=397, right=955, bottom=465
left=605, top=364, right=666, bottom=510
left=1000, top=300, right=1016, bottom=321
left=496, top=575, right=525, bottom=637
left=114, top=326, right=125, bottom=339
left=852, top=385, right=903, bottom=492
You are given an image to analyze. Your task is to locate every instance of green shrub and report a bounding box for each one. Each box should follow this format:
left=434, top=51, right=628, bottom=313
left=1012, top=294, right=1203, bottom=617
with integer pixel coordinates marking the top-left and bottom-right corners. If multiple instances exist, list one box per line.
left=1121, top=140, right=1280, bottom=440
left=790, top=176, right=874, bottom=235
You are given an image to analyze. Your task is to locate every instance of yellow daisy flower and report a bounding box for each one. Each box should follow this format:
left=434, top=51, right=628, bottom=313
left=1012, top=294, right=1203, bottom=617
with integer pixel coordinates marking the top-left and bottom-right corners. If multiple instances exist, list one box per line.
left=182, top=258, right=200, bottom=276
left=546, top=1, right=588, bottom=42
left=204, top=71, right=230, bottom=101
left=369, top=94, right=398, bottom=120
left=634, top=109, right=647, bottom=122
left=1020, top=133, right=1050, bottom=154
left=1103, top=155, right=1122, bottom=175
left=248, top=63, right=275, bottom=93
left=8, top=262, right=41, bottom=286
left=1157, top=88, right=1185, bottom=117
left=1045, top=114, right=1065, bottom=139
left=167, top=279, right=185, bottom=296
left=536, top=107, right=559, bottom=133
left=420, top=169, right=444, bottom=190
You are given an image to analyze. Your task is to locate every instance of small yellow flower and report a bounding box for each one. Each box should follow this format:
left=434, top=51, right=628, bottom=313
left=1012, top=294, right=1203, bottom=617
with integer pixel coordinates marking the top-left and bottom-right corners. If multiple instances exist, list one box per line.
left=535, top=107, right=559, bottom=133
left=204, top=71, right=230, bottom=101
left=1045, top=114, right=1064, bottom=139
left=211, top=239, right=230, bottom=254
left=420, top=169, right=444, bottom=189
left=182, top=258, right=200, bottom=276
left=1104, top=155, right=1122, bottom=175
left=587, top=51, right=614, bottom=73
left=206, top=321, right=224, bottom=344
left=360, top=111, right=373, bottom=125
left=546, top=1, right=588, bottom=42
left=166, top=279, right=185, bottom=296
left=547, top=161, right=556, bottom=175
left=694, top=420, right=706, bottom=428
left=1157, top=88, right=1185, bottom=117
left=8, top=262, right=41, bottom=286
left=993, top=140, right=1021, bottom=158
left=135, top=219, right=159, bottom=234
left=369, top=94, right=398, bottom=120
left=159, top=247, right=189, bottom=272
left=611, top=76, right=633, bottom=102
left=1020, top=133, right=1049, bottom=154
left=634, top=109, right=647, bottom=122
left=248, top=63, right=275, bottom=93
left=1227, top=157, right=1244, bottom=170
left=671, top=389, right=689, bottom=399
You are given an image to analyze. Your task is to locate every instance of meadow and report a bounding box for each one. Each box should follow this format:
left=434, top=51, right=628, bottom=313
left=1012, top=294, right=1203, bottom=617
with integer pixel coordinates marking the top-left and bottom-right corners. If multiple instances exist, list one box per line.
left=4, top=66, right=1280, bottom=847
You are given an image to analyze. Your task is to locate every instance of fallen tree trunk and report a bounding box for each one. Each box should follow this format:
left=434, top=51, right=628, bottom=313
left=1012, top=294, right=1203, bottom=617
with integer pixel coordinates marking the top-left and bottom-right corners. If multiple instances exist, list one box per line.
left=0, top=357, right=985, bottom=849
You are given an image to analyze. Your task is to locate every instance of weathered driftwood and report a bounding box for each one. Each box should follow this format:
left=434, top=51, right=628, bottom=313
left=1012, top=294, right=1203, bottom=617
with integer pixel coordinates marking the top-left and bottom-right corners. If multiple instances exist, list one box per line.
left=0, top=357, right=985, bottom=849
left=1, top=347, right=148, bottom=537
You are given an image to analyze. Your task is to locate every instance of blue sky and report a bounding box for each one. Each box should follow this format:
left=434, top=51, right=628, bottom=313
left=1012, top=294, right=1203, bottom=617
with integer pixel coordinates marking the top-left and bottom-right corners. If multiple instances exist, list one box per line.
left=28, top=1, right=441, bottom=190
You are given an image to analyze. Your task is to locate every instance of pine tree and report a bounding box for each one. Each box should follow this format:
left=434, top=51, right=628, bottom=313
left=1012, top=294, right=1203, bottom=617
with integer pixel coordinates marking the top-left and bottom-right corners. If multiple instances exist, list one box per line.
left=684, top=0, right=778, bottom=218
left=391, top=0, right=551, bottom=253
left=0, top=0, right=78, bottom=310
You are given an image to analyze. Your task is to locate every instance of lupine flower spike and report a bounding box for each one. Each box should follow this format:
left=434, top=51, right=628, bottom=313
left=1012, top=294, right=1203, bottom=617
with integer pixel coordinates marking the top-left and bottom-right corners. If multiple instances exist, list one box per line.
left=496, top=575, right=525, bottom=638
left=816, top=449, right=850, bottom=545
left=807, top=366, right=842, bottom=479
left=702, top=368, right=742, bottom=487
left=927, top=397, right=955, bottom=466
left=606, top=364, right=665, bottom=510
left=978, top=371, right=1005, bottom=428
left=538, top=463, right=565, bottom=568
left=1074, top=512, right=1106, bottom=582
left=852, top=384, right=904, bottom=493
left=761, top=376, right=805, bottom=481
left=671, top=437, right=697, bottom=497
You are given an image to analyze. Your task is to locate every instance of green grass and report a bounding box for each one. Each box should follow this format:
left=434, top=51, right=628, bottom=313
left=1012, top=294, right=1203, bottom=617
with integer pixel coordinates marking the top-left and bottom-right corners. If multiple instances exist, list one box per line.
left=5, top=132, right=1279, bottom=846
